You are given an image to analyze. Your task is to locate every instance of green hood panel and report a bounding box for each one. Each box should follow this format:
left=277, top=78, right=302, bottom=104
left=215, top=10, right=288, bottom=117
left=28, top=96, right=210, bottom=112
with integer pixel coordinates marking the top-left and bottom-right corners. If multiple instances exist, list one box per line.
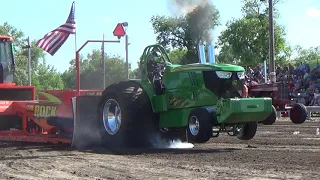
left=168, top=63, right=245, bottom=73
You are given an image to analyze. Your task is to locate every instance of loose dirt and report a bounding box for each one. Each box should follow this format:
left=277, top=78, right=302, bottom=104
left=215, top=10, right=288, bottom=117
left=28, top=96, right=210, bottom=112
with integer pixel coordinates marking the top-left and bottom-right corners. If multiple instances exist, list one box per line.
left=0, top=119, right=320, bottom=180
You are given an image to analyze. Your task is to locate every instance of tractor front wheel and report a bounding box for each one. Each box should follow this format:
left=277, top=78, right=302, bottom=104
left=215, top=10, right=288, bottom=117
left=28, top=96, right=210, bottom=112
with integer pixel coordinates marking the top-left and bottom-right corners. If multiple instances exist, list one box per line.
left=236, top=122, right=257, bottom=140
left=186, top=108, right=212, bottom=143
left=261, top=105, right=277, bottom=125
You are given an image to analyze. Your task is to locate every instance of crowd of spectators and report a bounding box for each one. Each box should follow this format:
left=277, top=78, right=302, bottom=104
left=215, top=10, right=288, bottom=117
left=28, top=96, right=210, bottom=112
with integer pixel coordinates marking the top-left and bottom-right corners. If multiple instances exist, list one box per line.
left=245, top=62, right=320, bottom=106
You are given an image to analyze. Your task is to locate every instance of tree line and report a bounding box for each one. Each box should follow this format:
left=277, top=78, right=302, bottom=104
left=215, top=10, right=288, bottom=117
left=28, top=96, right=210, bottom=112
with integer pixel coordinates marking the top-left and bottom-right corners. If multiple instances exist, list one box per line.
left=1, top=0, right=319, bottom=92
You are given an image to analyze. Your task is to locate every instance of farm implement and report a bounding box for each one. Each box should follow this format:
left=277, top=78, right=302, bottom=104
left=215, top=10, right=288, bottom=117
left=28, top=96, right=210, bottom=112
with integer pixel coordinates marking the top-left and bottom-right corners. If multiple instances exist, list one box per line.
left=0, top=35, right=105, bottom=144
left=0, top=34, right=306, bottom=149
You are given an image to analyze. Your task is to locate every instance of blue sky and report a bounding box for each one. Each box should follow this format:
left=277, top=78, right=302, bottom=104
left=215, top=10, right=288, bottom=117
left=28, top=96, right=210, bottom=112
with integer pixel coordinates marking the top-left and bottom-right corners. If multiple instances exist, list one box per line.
left=1, top=0, right=320, bottom=73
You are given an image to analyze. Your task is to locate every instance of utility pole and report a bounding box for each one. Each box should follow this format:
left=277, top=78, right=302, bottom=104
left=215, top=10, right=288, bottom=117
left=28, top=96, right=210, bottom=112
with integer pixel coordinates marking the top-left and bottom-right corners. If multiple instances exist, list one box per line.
left=125, top=34, right=129, bottom=80
left=268, top=0, right=276, bottom=83
left=102, top=33, right=106, bottom=88
left=260, top=0, right=275, bottom=82
left=121, top=22, right=129, bottom=80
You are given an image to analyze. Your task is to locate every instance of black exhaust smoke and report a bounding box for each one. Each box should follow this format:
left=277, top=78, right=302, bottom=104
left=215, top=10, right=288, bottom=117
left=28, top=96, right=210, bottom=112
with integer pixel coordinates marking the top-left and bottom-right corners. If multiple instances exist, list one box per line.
left=167, top=0, right=219, bottom=44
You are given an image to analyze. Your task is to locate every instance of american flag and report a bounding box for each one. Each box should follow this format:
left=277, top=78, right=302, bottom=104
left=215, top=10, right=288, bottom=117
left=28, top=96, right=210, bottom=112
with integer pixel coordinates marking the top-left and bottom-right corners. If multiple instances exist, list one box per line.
left=36, top=2, right=76, bottom=56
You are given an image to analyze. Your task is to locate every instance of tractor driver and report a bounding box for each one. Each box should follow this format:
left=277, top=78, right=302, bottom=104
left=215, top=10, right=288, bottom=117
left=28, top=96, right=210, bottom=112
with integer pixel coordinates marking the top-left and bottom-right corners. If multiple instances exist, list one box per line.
left=147, top=49, right=169, bottom=81
left=146, top=49, right=170, bottom=95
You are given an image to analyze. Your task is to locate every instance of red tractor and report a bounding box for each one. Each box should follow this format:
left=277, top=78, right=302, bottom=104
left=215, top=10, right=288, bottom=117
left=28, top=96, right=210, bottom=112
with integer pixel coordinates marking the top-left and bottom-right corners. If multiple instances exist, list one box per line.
left=248, top=80, right=308, bottom=124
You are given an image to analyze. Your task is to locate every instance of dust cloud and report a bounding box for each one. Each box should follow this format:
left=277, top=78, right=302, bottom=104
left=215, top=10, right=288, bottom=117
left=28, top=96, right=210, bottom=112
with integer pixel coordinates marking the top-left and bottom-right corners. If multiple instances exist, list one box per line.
left=150, top=132, right=194, bottom=149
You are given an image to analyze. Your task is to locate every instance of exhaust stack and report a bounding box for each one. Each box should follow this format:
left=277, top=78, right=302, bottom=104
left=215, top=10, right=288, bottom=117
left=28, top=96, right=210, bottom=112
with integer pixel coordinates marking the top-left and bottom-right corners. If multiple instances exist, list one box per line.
left=207, top=44, right=215, bottom=63
left=198, top=44, right=206, bottom=64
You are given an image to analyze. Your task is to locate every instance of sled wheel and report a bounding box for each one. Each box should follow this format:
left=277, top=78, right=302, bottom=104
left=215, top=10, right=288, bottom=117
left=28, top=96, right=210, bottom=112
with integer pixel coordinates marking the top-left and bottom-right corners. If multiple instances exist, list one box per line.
left=290, top=103, right=307, bottom=124
left=186, top=108, right=212, bottom=143
left=98, top=81, right=158, bottom=148
left=261, top=105, right=277, bottom=125
left=236, top=122, right=257, bottom=140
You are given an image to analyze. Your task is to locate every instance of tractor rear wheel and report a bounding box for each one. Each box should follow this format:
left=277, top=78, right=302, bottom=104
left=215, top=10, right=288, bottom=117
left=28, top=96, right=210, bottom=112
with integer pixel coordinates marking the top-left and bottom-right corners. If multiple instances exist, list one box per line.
left=98, top=81, right=158, bottom=148
left=290, top=103, right=307, bottom=124
left=186, top=108, right=212, bottom=143
left=236, top=122, right=257, bottom=140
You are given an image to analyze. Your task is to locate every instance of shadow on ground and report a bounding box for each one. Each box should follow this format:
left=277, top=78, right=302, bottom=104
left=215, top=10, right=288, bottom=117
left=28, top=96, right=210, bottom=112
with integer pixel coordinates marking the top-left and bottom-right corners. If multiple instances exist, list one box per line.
left=0, top=141, right=241, bottom=156
left=78, top=147, right=241, bottom=155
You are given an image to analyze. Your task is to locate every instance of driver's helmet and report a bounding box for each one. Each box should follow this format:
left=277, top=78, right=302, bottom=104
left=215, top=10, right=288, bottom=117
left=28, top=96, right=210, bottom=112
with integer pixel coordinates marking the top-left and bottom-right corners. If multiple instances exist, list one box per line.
left=151, top=50, right=162, bottom=62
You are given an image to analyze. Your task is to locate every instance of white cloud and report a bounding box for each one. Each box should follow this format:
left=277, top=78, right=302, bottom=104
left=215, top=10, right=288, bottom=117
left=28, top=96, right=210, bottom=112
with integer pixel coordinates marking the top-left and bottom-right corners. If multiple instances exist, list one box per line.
left=306, top=7, right=320, bottom=17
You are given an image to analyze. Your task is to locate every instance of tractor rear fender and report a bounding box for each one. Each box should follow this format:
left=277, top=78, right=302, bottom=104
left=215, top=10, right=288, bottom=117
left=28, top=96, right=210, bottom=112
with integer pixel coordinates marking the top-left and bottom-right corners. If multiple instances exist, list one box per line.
left=127, top=79, right=168, bottom=113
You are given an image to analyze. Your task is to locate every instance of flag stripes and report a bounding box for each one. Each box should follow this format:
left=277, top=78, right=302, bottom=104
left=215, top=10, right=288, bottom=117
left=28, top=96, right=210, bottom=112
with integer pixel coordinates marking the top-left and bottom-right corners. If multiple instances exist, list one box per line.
left=36, top=2, right=76, bottom=56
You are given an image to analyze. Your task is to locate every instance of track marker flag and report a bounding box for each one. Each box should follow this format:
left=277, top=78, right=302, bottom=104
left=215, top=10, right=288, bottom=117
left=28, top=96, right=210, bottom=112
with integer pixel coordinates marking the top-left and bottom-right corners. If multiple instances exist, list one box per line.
left=36, top=2, right=76, bottom=56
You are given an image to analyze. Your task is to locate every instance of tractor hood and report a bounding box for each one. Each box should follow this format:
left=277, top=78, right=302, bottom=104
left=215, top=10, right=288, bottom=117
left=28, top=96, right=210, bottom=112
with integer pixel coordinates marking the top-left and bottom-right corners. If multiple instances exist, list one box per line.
left=168, top=63, right=245, bottom=73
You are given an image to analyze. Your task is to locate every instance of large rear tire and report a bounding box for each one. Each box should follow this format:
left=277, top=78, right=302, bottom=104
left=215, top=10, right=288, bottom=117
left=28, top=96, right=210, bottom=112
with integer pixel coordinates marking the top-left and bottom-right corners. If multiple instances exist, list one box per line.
left=98, top=81, right=158, bottom=148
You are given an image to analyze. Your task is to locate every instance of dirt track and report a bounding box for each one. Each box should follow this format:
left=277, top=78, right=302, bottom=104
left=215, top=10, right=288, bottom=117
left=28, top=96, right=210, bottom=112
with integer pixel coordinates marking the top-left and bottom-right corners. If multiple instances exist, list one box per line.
left=0, top=119, right=320, bottom=180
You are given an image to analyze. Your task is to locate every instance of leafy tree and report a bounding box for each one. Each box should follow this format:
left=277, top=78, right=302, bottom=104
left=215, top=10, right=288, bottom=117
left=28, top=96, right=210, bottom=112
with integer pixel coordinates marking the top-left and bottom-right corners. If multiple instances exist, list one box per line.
left=290, top=45, right=320, bottom=68
left=150, top=2, right=220, bottom=64
left=31, top=64, right=64, bottom=90
left=0, top=22, right=24, bottom=47
left=61, top=49, right=129, bottom=89
left=168, top=49, right=188, bottom=64
left=217, top=0, right=290, bottom=67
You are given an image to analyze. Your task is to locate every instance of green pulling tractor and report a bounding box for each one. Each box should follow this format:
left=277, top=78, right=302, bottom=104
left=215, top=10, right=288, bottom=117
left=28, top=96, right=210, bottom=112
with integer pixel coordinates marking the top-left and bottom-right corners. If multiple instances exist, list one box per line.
left=71, top=44, right=304, bottom=149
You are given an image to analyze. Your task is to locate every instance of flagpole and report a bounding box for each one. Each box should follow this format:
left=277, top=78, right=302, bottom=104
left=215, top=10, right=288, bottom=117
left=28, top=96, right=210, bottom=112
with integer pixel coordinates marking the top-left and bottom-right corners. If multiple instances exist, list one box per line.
left=74, top=1, right=77, bottom=52
left=73, top=1, right=80, bottom=95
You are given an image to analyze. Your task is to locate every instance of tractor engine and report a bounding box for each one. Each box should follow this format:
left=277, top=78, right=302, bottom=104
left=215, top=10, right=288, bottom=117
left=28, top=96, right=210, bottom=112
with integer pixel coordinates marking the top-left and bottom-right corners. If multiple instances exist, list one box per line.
left=203, top=70, right=245, bottom=99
